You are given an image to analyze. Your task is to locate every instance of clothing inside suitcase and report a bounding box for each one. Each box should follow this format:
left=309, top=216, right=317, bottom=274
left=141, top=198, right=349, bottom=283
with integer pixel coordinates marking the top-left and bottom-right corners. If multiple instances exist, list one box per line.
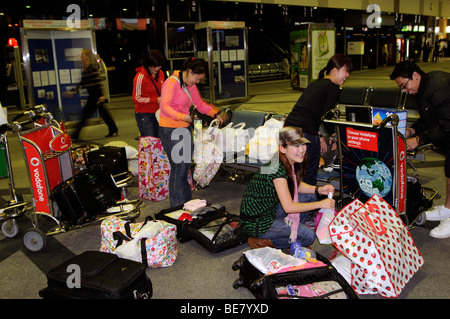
left=232, top=250, right=358, bottom=299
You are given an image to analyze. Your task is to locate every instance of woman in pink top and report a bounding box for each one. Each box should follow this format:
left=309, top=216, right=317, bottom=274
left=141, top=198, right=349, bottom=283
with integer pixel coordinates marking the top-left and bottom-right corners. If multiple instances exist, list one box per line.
left=159, top=57, right=223, bottom=207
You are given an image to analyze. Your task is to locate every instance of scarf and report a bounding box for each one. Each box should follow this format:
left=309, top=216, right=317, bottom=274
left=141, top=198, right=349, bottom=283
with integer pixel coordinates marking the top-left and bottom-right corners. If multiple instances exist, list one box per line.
left=284, top=164, right=300, bottom=243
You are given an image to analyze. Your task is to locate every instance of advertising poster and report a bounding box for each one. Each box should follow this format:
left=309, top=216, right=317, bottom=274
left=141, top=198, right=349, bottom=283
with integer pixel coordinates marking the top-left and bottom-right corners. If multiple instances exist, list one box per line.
left=339, top=125, right=398, bottom=209
left=311, top=29, right=335, bottom=81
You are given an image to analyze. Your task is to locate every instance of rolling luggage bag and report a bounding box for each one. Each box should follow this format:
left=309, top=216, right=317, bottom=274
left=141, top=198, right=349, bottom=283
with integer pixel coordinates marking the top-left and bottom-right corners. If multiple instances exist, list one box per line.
left=232, top=250, right=358, bottom=299
left=88, top=146, right=128, bottom=179
left=155, top=202, right=226, bottom=243
left=187, top=211, right=248, bottom=253
left=51, top=165, right=122, bottom=225
left=39, top=251, right=152, bottom=299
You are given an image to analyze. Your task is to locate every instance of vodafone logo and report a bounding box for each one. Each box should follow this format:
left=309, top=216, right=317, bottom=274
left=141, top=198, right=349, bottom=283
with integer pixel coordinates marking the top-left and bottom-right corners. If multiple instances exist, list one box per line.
left=30, top=157, right=41, bottom=166
left=29, top=157, right=45, bottom=202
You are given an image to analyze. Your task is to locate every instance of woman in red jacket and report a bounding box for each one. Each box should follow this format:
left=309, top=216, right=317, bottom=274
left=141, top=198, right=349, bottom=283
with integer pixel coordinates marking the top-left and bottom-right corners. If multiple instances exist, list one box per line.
left=132, top=49, right=165, bottom=138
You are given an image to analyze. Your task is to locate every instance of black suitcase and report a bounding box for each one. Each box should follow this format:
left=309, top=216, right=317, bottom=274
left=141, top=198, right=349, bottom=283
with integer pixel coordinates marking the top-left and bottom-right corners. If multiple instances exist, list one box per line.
left=187, top=211, right=248, bottom=253
left=51, top=165, right=122, bottom=225
left=232, top=252, right=358, bottom=299
left=155, top=203, right=227, bottom=243
left=39, top=251, right=152, bottom=299
left=88, top=146, right=128, bottom=179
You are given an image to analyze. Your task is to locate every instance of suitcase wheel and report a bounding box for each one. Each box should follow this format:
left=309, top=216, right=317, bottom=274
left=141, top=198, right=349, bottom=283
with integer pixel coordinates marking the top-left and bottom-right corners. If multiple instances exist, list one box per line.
left=415, top=213, right=426, bottom=226
left=231, top=255, right=245, bottom=271
left=232, top=278, right=244, bottom=289
left=23, top=228, right=47, bottom=252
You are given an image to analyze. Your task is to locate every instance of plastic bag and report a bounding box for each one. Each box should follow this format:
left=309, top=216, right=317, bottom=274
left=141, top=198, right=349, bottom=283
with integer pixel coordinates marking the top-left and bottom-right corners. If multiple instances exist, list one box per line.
left=315, top=193, right=336, bottom=245
left=244, top=247, right=306, bottom=275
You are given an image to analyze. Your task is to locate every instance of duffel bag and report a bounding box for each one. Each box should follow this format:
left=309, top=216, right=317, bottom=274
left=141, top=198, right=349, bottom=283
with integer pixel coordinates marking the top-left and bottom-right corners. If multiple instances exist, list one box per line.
left=100, top=216, right=178, bottom=268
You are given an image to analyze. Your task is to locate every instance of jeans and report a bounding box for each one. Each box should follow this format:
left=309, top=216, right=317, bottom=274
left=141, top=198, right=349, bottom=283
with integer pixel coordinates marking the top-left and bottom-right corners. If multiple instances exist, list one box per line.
left=260, top=202, right=316, bottom=249
left=159, top=126, right=193, bottom=207
left=135, top=112, right=159, bottom=138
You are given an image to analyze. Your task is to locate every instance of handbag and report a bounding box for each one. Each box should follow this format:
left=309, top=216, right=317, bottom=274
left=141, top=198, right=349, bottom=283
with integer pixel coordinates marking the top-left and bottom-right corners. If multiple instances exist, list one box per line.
left=193, top=119, right=223, bottom=188
left=100, top=216, right=178, bottom=268
left=247, top=117, right=284, bottom=161
left=329, top=194, right=424, bottom=298
left=138, top=136, right=170, bottom=201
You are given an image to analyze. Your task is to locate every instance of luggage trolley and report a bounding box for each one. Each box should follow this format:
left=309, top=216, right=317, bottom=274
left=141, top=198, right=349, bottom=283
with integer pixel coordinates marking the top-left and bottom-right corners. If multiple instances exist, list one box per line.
left=12, top=105, right=142, bottom=252
left=0, top=122, right=30, bottom=237
left=322, top=108, right=438, bottom=228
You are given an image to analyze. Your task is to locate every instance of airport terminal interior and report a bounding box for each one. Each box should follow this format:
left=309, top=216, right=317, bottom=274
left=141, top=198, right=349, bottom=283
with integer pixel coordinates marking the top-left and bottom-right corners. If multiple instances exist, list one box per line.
left=0, top=0, right=449, bottom=302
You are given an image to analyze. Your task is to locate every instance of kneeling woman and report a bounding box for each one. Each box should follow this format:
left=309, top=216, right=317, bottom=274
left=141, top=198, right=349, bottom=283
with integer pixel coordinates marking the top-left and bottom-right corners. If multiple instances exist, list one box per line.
left=240, top=126, right=335, bottom=249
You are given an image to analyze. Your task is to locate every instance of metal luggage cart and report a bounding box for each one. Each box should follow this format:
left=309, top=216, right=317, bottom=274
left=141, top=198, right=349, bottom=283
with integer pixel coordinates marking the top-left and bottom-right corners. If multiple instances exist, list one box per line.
left=322, top=108, right=438, bottom=228
left=0, top=123, right=31, bottom=238
left=12, top=105, right=142, bottom=252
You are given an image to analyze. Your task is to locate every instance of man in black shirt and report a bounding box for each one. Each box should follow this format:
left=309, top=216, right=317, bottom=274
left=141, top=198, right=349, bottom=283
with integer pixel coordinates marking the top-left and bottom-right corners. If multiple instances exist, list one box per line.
left=390, top=61, right=450, bottom=238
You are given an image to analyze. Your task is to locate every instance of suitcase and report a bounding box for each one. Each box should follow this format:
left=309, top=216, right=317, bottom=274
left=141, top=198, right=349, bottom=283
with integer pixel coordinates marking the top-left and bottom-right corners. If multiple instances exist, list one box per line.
left=155, top=203, right=227, bottom=243
left=232, top=251, right=358, bottom=299
left=88, top=146, right=128, bottom=179
left=51, top=165, right=122, bottom=225
left=39, top=251, right=152, bottom=299
left=138, top=136, right=170, bottom=201
left=403, top=176, right=436, bottom=226
left=187, top=210, right=248, bottom=253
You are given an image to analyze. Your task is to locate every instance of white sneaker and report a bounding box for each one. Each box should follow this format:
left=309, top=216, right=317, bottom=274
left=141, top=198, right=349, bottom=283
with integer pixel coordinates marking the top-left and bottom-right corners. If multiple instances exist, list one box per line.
left=429, top=218, right=450, bottom=239
left=425, top=205, right=450, bottom=221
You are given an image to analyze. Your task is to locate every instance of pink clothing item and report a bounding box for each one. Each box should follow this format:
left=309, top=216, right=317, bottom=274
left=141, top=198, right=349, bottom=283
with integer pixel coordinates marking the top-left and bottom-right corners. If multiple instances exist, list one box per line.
left=159, top=71, right=218, bottom=128
left=285, top=164, right=300, bottom=243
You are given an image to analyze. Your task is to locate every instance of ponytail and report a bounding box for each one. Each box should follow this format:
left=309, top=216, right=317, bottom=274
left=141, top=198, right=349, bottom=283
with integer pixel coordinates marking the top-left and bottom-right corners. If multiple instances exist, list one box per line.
left=318, top=54, right=353, bottom=79
left=179, top=57, right=208, bottom=87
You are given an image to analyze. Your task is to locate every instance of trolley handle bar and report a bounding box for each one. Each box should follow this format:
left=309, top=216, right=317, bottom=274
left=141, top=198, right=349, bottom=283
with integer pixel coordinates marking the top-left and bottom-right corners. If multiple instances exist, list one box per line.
left=11, top=105, right=46, bottom=123
left=322, top=109, right=400, bottom=130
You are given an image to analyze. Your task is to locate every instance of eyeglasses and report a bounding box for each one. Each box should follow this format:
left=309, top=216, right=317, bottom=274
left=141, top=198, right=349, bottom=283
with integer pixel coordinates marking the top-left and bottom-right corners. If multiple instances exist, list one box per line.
left=398, top=78, right=410, bottom=90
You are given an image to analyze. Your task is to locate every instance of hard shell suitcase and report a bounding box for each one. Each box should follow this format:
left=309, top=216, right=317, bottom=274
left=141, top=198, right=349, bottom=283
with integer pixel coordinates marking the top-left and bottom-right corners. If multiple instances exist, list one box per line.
left=39, top=251, right=152, bottom=299
left=51, top=165, right=122, bottom=225
left=232, top=252, right=358, bottom=299
left=187, top=211, right=248, bottom=253
left=88, top=146, right=128, bottom=179
left=155, top=203, right=226, bottom=243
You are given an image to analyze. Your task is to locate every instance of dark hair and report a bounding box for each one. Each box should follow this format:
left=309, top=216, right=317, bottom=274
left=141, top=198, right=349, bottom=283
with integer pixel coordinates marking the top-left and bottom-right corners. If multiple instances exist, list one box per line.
left=318, top=54, right=353, bottom=79
left=143, top=49, right=165, bottom=69
left=179, top=57, right=208, bottom=87
left=389, top=61, right=425, bottom=80
left=278, top=126, right=306, bottom=198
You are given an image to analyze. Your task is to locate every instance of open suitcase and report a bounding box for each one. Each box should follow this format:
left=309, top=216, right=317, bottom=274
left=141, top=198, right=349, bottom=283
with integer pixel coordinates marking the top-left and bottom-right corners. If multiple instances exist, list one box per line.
left=232, top=251, right=358, bottom=299
left=51, top=165, right=122, bottom=226
left=156, top=203, right=247, bottom=252
left=155, top=203, right=226, bottom=243
left=39, top=251, right=152, bottom=299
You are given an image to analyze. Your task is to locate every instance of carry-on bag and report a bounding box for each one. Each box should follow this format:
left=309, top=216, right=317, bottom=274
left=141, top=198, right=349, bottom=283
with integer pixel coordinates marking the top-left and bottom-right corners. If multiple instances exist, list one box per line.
left=186, top=211, right=248, bottom=253
left=71, top=144, right=99, bottom=174
left=39, top=251, right=152, bottom=299
left=138, top=136, right=170, bottom=201
left=100, top=215, right=178, bottom=268
left=88, top=146, right=128, bottom=179
left=155, top=201, right=227, bottom=243
left=51, top=164, right=122, bottom=225
left=329, top=194, right=425, bottom=298
left=232, top=248, right=358, bottom=299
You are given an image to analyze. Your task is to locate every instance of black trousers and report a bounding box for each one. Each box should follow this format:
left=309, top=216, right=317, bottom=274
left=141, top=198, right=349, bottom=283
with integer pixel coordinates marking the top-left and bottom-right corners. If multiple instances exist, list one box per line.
left=73, top=95, right=118, bottom=138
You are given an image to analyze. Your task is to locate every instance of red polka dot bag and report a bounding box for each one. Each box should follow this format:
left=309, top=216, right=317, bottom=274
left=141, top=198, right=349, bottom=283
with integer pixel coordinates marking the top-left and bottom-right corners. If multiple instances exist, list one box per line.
left=329, top=194, right=424, bottom=298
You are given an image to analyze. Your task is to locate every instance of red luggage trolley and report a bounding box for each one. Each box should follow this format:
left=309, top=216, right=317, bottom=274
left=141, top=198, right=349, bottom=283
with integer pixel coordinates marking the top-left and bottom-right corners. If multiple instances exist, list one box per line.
left=12, top=106, right=142, bottom=252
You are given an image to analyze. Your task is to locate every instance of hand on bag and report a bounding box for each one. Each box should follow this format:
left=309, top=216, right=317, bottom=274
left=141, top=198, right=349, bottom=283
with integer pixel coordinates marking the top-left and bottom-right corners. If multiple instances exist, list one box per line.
left=319, top=197, right=335, bottom=210
left=318, top=184, right=335, bottom=196
left=184, top=114, right=193, bottom=123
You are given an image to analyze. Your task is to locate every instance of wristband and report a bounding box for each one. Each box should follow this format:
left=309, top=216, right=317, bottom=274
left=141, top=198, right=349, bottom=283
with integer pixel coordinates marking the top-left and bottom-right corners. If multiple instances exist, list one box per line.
left=315, top=186, right=320, bottom=197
